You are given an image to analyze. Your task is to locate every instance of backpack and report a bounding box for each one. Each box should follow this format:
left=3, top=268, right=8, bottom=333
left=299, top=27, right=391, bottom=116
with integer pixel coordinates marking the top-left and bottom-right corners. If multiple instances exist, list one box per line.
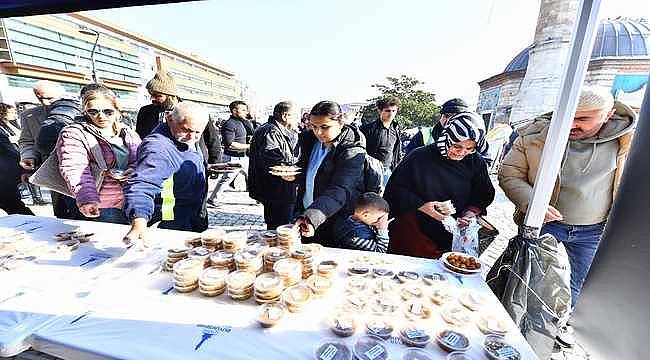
left=363, top=154, right=384, bottom=194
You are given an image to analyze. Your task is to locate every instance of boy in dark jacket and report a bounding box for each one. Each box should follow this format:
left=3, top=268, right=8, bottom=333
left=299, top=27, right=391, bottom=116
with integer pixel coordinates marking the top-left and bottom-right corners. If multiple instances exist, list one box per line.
left=334, top=193, right=390, bottom=253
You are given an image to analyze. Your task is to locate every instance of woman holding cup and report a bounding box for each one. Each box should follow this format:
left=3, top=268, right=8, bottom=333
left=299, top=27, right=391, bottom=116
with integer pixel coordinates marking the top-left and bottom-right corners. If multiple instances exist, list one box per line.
left=383, top=112, right=495, bottom=258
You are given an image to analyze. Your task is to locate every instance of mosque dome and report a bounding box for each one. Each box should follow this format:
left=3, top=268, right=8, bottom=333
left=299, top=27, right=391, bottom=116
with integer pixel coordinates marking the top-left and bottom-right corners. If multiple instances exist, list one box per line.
left=503, top=17, right=650, bottom=73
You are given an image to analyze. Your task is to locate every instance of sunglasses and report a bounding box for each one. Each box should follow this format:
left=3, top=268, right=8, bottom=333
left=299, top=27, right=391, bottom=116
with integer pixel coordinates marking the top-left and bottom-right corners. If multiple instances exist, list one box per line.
left=86, top=109, right=115, bottom=117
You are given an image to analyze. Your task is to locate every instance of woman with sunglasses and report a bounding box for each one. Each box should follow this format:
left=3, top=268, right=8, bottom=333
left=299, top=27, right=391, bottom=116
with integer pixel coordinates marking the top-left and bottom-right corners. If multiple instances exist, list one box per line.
left=293, top=101, right=366, bottom=247
left=57, top=89, right=141, bottom=224
left=383, top=112, right=495, bottom=259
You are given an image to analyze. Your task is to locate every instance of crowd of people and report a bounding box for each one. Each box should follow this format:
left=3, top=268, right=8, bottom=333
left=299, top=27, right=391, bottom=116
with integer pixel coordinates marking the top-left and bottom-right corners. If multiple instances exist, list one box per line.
left=0, top=72, right=636, bottom=333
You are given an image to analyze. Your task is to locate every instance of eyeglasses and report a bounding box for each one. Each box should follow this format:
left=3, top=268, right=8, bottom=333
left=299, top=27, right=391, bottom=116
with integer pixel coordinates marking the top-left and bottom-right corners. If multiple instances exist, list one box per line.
left=449, top=143, right=476, bottom=154
left=86, top=109, right=115, bottom=117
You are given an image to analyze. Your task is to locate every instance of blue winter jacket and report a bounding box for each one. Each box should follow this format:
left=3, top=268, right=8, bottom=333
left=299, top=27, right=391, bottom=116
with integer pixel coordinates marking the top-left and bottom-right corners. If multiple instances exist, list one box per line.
left=123, top=123, right=207, bottom=231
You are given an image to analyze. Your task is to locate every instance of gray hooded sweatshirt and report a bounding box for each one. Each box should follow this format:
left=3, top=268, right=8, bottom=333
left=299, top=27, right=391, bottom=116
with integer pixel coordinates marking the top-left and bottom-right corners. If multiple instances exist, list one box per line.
left=556, top=102, right=636, bottom=225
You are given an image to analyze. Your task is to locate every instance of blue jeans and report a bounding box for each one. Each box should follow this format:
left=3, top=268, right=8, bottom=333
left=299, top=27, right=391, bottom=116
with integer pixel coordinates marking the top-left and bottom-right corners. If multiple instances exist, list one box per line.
left=72, top=207, right=128, bottom=225
left=382, top=168, right=392, bottom=187
left=540, top=221, right=606, bottom=308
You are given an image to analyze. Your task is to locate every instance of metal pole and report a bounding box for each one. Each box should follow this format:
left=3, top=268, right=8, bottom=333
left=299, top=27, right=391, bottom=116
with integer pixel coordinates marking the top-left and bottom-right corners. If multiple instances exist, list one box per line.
left=89, top=31, right=99, bottom=83
left=522, top=0, right=602, bottom=235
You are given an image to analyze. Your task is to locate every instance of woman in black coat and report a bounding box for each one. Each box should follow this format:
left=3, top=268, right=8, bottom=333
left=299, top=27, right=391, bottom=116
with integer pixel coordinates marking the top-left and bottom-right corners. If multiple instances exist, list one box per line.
left=383, top=113, right=495, bottom=259
left=294, top=101, right=366, bottom=247
left=0, top=103, right=33, bottom=215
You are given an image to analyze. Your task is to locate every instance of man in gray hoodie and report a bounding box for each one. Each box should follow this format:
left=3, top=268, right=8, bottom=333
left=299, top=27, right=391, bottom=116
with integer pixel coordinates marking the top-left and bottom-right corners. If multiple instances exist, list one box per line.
left=499, top=86, right=636, bottom=309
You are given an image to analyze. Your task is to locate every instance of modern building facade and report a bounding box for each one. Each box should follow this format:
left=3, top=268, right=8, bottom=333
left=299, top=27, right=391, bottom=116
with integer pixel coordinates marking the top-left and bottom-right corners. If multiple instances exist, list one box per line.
left=477, top=16, right=650, bottom=128
left=0, top=13, right=239, bottom=114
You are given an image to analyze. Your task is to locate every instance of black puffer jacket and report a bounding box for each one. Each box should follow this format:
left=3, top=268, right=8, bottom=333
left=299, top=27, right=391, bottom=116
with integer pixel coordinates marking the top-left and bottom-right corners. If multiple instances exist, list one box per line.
left=0, top=130, right=21, bottom=189
left=360, top=119, right=402, bottom=170
left=296, top=125, right=366, bottom=241
left=201, top=119, right=223, bottom=164
left=37, top=98, right=81, bottom=158
left=248, top=117, right=300, bottom=204
left=135, top=103, right=164, bottom=139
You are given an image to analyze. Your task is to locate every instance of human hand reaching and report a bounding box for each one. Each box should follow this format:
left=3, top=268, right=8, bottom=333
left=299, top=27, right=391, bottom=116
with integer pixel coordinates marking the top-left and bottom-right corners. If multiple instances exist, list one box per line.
left=294, top=217, right=314, bottom=237
left=79, top=202, right=101, bottom=218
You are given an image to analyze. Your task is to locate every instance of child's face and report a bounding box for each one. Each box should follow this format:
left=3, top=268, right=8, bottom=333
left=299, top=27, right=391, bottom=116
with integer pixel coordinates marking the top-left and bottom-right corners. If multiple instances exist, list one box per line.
left=357, top=208, right=387, bottom=226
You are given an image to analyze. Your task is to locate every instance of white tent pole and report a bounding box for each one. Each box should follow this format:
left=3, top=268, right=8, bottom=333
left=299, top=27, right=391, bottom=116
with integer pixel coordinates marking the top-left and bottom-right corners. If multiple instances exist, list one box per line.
left=522, top=0, right=602, bottom=235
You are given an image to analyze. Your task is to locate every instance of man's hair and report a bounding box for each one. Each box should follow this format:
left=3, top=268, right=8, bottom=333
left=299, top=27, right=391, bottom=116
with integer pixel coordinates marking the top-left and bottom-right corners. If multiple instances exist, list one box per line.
left=229, top=100, right=248, bottom=113
left=310, top=100, right=343, bottom=120
left=170, top=101, right=208, bottom=125
left=355, top=192, right=390, bottom=213
left=273, top=101, right=293, bottom=119
left=577, top=86, right=614, bottom=112
left=376, top=96, right=401, bottom=110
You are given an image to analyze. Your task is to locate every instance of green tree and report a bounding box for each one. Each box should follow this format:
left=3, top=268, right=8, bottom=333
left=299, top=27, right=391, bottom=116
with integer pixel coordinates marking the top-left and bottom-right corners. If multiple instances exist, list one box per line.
left=361, top=75, right=440, bottom=128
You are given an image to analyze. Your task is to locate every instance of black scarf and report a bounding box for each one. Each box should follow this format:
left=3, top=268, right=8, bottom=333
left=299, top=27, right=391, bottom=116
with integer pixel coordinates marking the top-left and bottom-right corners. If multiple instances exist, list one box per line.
left=0, top=122, right=16, bottom=137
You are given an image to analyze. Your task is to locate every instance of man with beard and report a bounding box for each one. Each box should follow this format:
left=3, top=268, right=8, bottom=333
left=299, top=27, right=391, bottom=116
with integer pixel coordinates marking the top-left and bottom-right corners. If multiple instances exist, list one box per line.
left=207, top=100, right=251, bottom=205
left=135, top=70, right=179, bottom=139
left=499, top=87, right=636, bottom=345
left=136, top=70, right=222, bottom=162
left=122, top=102, right=211, bottom=244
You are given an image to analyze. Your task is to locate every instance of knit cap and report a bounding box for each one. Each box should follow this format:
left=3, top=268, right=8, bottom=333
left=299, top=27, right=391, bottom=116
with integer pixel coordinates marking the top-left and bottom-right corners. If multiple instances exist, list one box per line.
left=146, top=70, right=177, bottom=96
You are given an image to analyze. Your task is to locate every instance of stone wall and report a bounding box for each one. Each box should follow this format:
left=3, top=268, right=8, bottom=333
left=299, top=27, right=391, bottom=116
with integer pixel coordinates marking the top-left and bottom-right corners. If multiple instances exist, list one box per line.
left=509, top=41, right=573, bottom=125
left=509, top=0, right=579, bottom=125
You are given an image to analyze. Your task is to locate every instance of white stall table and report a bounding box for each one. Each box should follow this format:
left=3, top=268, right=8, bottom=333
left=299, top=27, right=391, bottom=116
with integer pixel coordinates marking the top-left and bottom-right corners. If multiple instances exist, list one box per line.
left=0, top=215, right=539, bottom=359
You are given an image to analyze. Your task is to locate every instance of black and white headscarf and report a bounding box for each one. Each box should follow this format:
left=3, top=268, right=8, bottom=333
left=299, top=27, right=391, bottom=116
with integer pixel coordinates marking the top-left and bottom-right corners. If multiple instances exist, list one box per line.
left=435, top=112, right=487, bottom=159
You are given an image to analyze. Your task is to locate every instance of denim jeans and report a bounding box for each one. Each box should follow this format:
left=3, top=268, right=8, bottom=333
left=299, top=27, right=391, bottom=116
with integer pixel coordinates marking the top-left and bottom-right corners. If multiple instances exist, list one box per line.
left=382, top=168, right=392, bottom=188
left=72, top=207, right=128, bottom=225
left=540, top=221, right=606, bottom=308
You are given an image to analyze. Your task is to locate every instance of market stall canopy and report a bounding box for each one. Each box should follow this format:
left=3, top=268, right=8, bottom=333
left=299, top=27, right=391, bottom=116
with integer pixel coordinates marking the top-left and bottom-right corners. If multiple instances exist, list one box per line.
left=0, top=0, right=198, bottom=17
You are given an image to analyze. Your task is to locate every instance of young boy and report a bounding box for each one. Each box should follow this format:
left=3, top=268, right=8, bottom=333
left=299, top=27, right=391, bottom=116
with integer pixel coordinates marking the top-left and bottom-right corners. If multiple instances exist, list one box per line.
left=334, top=192, right=390, bottom=252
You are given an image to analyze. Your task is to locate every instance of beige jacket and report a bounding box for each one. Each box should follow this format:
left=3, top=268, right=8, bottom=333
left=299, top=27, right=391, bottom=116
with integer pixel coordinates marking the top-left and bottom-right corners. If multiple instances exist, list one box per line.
left=498, top=101, right=636, bottom=225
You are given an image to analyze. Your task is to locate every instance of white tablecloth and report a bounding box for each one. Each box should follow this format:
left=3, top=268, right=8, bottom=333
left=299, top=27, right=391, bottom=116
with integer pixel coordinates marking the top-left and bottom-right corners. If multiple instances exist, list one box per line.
left=0, top=215, right=539, bottom=359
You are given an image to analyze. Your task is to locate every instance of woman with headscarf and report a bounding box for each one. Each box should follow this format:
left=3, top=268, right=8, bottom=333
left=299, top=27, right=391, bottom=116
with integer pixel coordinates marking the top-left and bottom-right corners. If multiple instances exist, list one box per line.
left=383, top=112, right=495, bottom=259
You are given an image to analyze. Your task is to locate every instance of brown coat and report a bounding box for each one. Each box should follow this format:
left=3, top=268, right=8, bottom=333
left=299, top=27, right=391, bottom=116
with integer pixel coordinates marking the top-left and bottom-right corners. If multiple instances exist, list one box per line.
left=498, top=101, right=636, bottom=225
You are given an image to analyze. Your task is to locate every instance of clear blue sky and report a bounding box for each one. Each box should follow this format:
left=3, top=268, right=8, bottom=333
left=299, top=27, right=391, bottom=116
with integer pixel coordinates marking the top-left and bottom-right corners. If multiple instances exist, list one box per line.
left=89, top=0, right=649, bottom=109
